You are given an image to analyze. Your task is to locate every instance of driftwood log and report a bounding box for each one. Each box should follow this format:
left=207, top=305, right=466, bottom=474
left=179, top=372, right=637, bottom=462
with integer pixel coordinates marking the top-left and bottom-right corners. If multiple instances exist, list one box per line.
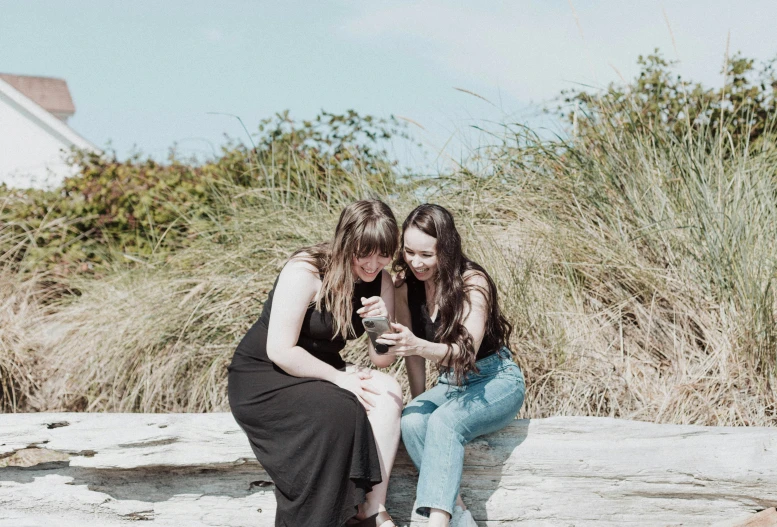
left=1, top=413, right=775, bottom=526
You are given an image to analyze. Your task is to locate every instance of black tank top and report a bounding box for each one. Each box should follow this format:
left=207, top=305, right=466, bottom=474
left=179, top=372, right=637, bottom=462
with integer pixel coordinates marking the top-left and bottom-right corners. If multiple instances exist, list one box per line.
left=405, top=274, right=499, bottom=361
left=234, top=270, right=382, bottom=371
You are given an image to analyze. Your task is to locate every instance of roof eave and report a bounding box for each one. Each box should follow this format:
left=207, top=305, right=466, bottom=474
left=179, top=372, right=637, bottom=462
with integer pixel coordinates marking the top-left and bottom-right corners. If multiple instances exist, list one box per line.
left=0, top=77, right=101, bottom=154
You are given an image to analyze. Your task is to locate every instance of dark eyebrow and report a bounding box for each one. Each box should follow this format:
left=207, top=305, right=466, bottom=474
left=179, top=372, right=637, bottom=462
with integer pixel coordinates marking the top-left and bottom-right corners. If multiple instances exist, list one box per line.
left=405, top=246, right=434, bottom=255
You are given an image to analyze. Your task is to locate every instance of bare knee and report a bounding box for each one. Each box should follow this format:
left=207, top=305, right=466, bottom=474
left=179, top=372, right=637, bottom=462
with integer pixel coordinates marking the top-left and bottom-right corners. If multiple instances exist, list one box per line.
left=369, top=371, right=403, bottom=413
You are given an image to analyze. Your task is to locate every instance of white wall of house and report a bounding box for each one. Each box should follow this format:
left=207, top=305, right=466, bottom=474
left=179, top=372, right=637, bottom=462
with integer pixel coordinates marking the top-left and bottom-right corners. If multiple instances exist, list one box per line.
left=0, top=95, right=75, bottom=188
left=0, top=79, right=98, bottom=189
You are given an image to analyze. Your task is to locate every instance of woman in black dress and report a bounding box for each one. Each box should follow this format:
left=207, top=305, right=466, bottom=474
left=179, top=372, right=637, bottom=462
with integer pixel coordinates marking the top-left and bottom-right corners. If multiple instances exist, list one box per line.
left=228, top=200, right=402, bottom=527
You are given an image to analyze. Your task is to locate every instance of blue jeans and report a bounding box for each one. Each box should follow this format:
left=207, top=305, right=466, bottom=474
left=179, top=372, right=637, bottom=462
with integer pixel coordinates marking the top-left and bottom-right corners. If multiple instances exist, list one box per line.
left=400, top=348, right=525, bottom=517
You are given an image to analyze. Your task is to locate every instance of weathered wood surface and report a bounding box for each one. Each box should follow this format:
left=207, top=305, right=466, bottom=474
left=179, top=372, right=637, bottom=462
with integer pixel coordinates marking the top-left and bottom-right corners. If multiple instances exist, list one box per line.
left=1, top=413, right=775, bottom=526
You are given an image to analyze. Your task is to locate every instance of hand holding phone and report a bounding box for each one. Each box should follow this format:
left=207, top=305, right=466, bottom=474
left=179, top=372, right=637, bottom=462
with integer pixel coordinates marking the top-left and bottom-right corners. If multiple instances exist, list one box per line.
left=362, top=316, right=392, bottom=354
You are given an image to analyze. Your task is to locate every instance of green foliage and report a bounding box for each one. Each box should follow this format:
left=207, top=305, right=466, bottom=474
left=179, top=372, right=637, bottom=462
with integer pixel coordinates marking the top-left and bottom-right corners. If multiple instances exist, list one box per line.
left=0, top=155, right=224, bottom=273
left=249, top=110, right=404, bottom=203
left=0, top=110, right=403, bottom=274
left=563, top=50, right=777, bottom=148
left=4, top=54, right=775, bottom=423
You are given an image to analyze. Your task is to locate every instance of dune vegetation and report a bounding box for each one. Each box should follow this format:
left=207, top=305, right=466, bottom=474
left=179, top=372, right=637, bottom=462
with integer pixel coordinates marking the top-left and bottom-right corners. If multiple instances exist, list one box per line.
left=1, top=52, right=776, bottom=425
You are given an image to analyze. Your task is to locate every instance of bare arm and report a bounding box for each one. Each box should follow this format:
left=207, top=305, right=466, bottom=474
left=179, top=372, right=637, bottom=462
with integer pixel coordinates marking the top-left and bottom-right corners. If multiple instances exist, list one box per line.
left=395, top=281, right=426, bottom=398
left=362, top=269, right=397, bottom=369
left=378, top=271, right=490, bottom=366
left=265, top=259, right=343, bottom=382
left=266, top=259, right=380, bottom=407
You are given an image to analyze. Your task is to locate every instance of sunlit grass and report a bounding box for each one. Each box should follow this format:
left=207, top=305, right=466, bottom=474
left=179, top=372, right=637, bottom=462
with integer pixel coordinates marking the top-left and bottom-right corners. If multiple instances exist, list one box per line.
left=1, top=105, right=776, bottom=424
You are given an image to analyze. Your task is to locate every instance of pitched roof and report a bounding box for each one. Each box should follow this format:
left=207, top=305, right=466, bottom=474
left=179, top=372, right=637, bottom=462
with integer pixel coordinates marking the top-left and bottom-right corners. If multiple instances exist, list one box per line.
left=0, top=76, right=98, bottom=153
left=0, top=73, right=75, bottom=116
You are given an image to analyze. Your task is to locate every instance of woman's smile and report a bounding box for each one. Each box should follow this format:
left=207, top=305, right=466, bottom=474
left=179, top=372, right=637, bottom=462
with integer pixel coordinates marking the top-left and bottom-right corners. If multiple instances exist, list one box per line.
left=412, top=266, right=430, bottom=276
left=353, top=252, right=391, bottom=282
left=403, top=227, right=438, bottom=282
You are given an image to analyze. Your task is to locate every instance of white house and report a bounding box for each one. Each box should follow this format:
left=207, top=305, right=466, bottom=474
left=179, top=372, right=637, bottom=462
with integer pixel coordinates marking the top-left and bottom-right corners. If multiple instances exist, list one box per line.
left=0, top=74, right=100, bottom=189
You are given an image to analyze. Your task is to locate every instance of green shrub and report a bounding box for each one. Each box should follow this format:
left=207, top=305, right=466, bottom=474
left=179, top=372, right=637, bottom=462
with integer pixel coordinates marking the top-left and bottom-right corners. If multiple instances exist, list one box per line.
left=5, top=57, right=776, bottom=425
left=563, top=50, right=777, bottom=150
left=0, top=110, right=404, bottom=274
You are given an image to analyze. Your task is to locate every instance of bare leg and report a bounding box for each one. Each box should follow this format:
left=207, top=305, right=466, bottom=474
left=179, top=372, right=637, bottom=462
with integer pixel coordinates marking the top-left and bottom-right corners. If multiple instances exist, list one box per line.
left=347, top=366, right=403, bottom=525
left=429, top=508, right=451, bottom=527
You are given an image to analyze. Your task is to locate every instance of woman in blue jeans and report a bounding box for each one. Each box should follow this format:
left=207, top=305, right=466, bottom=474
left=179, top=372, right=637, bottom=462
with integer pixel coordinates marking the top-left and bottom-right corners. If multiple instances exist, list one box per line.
left=377, top=204, right=525, bottom=527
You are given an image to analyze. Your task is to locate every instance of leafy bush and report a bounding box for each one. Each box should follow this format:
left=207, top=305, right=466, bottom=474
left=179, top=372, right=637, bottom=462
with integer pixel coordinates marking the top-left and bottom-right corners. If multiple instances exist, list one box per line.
left=0, top=110, right=403, bottom=274
left=3, top=55, right=776, bottom=425
left=563, top=51, right=777, bottom=149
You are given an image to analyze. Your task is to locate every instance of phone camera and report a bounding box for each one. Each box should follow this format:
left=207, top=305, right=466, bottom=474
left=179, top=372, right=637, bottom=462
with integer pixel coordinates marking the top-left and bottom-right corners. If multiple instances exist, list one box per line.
left=364, top=320, right=374, bottom=328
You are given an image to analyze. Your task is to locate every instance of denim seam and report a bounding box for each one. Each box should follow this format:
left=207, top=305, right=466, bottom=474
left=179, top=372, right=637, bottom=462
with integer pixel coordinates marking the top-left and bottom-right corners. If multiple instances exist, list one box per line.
left=416, top=424, right=465, bottom=517
left=446, top=375, right=525, bottom=440
left=465, top=364, right=523, bottom=385
left=443, top=354, right=521, bottom=384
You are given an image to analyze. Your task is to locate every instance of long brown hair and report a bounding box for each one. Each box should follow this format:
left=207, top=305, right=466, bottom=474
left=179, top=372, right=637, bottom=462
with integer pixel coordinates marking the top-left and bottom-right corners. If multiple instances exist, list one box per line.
left=293, top=200, right=399, bottom=339
left=393, top=204, right=512, bottom=382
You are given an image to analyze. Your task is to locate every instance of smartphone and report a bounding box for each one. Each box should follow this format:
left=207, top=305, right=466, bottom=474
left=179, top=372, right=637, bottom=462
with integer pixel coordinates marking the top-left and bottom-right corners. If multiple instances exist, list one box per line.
left=362, top=316, right=392, bottom=354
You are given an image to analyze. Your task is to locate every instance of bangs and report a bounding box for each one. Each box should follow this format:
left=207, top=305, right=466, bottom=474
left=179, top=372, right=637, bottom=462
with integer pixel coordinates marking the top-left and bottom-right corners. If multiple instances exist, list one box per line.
left=355, top=218, right=398, bottom=258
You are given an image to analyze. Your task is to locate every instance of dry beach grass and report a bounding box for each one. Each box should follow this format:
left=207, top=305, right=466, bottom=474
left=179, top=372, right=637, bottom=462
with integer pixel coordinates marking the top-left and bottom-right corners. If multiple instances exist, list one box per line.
left=1, top=103, right=776, bottom=426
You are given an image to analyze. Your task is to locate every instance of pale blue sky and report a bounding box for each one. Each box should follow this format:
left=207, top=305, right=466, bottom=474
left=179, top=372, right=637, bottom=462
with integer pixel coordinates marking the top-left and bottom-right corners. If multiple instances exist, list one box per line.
left=2, top=1, right=776, bottom=168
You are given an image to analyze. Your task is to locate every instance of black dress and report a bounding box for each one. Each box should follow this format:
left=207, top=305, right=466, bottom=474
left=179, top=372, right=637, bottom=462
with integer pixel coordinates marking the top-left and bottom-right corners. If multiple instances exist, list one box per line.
left=227, top=272, right=383, bottom=527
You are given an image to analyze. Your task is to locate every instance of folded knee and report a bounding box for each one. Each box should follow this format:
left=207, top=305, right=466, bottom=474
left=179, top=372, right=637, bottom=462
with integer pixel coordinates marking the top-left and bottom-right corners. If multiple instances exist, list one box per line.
left=427, top=411, right=467, bottom=440
left=370, top=371, right=403, bottom=411
left=373, top=371, right=401, bottom=396
left=400, top=410, right=427, bottom=438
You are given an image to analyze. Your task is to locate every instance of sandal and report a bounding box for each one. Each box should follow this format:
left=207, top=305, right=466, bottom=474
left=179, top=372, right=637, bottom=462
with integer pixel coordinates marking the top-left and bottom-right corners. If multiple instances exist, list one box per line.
left=346, top=510, right=395, bottom=527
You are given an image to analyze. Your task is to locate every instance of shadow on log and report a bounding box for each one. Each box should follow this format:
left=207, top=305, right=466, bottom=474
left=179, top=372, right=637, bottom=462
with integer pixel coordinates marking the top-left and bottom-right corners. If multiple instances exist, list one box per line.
left=1, top=413, right=775, bottom=526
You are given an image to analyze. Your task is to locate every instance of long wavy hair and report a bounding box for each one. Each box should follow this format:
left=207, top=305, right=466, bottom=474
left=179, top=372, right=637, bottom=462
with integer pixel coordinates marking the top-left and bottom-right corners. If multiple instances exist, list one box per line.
left=292, top=200, right=399, bottom=339
left=393, top=204, right=512, bottom=383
